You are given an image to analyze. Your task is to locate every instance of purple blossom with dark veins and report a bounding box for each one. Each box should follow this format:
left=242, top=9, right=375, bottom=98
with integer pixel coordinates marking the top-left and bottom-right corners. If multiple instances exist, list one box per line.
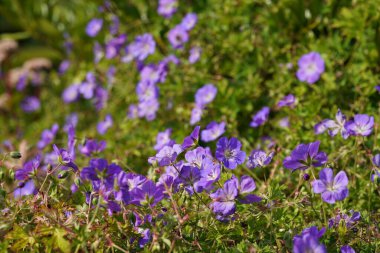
left=53, top=144, right=78, bottom=171
left=345, top=114, right=374, bottom=136
left=129, top=33, right=156, bottom=61
left=86, top=18, right=103, bottom=37
left=293, top=226, right=327, bottom=253
left=14, top=180, right=37, bottom=198
left=246, top=150, right=273, bottom=169
left=21, top=96, right=40, bottom=113
left=105, top=34, right=127, bottom=59
left=312, top=168, right=349, bottom=204
left=137, top=99, right=159, bottom=121
left=97, top=115, right=113, bottom=135
left=185, top=147, right=209, bottom=168
left=201, top=121, right=225, bottom=142
left=80, top=158, right=122, bottom=191
left=277, top=94, right=295, bottom=108
left=80, top=139, right=106, bottom=157
left=168, top=25, right=189, bottom=49
left=130, top=180, right=164, bottom=207
left=283, top=141, right=327, bottom=171
left=328, top=210, right=360, bottom=229
left=15, top=156, right=41, bottom=181
left=198, top=157, right=221, bottom=191
left=157, top=0, right=178, bottom=18
left=296, top=52, right=325, bottom=84
left=182, top=126, right=200, bottom=149
left=37, top=124, right=59, bottom=149
left=323, top=109, right=350, bottom=139
left=215, top=137, right=246, bottom=170
left=250, top=107, right=270, bottom=128
left=152, top=144, right=182, bottom=166
left=178, top=165, right=201, bottom=194
left=314, top=119, right=329, bottom=135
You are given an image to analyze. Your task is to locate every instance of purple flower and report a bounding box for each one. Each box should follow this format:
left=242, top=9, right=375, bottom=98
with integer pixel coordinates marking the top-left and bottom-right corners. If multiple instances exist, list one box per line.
left=37, top=124, right=59, bottom=149
left=168, top=25, right=189, bottom=49
left=157, top=0, right=178, bottom=18
left=154, top=129, right=175, bottom=151
left=341, top=246, right=355, bottom=253
left=198, top=157, right=221, bottom=191
left=109, top=15, right=119, bottom=35
left=373, top=154, right=380, bottom=167
left=127, top=104, right=138, bottom=119
left=250, top=107, right=270, bottom=128
left=93, top=42, right=103, bottom=63
left=277, top=94, right=295, bottom=108
left=15, top=157, right=40, bottom=181
left=130, top=180, right=164, bottom=207
left=278, top=116, right=290, bottom=128
left=188, top=47, right=202, bottom=64
left=105, top=34, right=127, bottom=59
left=53, top=144, right=78, bottom=171
left=312, top=168, right=349, bottom=204
left=210, top=176, right=260, bottom=216
left=97, top=115, right=113, bottom=135
left=296, top=52, right=325, bottom=84
left=323, top=109, right=350, bottom=139
left=190, top=105, right=203, bottom=125
left=329, top=210, right=360, bottom=229
left=201, top=121, right=226, bottom=142
left=58, top=60, right=70, bottom=75
left=215, top=137, right=246, bottom=169
left=137, top=99, right=159, bottom=121
left=180, top=13, right=197, bottom=31
left=86, top=18, right=103, bottom=37
left=62, top=84, right=80, bottom=103
left=80, top=158, right=122, bottom=191
left=129, top=34, right=156, bottom=61
left=80, top=139, right=106, bottom=157
left=293, top=226, right=326, bottom=253
left=283, top=141, right=327, bottom=171
left=345, top=114, right=374, bottom=136
left=94, top=86, right=108, bottom=111
left=14, top=180, right=36, bottom=198
left=21, top=96, right=40, bottom=113
left=178, top=165, right=201, bottom=194
left=153, top=144, right=182, bottom=166
left=195, top=84, right=217, bottom=107
left=314, top=119, right=329, bottom=135
left=79, top=72, right=97, bottom=99
left=246, top=150, right=273, bottom=169
left=182, top=126, right=200, bottom=149
left=376, top=85, right=380, bottom=93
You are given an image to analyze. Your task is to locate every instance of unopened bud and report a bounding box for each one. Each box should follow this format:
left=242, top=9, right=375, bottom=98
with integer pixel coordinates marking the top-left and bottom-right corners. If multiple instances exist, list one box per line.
left=303, top=173, right=310, bottom=181
left=58, top=171, right=69, bottom=179
left=10, top=151, right=22, bottom=159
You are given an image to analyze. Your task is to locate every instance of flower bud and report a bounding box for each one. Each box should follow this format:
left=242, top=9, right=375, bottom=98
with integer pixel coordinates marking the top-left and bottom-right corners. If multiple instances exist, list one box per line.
left=58, top=171, right=69, bottom=179
left=10, top=151, right=22, bottom=159
left=303, top=173, right=310, bottom=181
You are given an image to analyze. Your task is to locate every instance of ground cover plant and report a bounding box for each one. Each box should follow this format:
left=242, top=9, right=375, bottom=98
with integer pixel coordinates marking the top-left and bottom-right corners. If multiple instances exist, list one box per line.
left=0, top=0, right=380, bottom=252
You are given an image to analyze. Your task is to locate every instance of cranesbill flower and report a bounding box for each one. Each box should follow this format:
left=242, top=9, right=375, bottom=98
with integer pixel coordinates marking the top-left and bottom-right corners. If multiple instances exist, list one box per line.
left=372, top=154, right=380, bottom=168
left=201, top=121, right=225, bottom=142
left=328, top=210, right=360, bottom=229
left=86, top=18, right=103, bottom=37
left=157, top=0, right=178, bottom=18
left=312, top=168, right=349, bottom=204
left=246, top=150, right=273, bottom=169
left=37, top=124, right=59, bottom=149
left=58, top=60, right=70, bottom=75
left=215, top=137, right=246, bottom=169
left=97, top=115, right=113, bottom=135
left=277, top=94, right=295, bottom=108
left=198, top=157, right=221, bottom=191
left=53, top=144, right=78, bottom=171
left=195, top=84, right=217, bottom=107
left=210, top=175, right=260, bottom=216
left=21, top=96, right=40, bottom=113
left=130, top=180, right=164, bottom=207
left=79, top=139, right=106, bottom=157
left=345, top=114, right=374, bottom=136
left=180, top=13, right=197, bottom=31
left=323, top=109, right=350, bottom=139
left=80, top=158, right=122, bottom=191
left=314, top=119, right=329, bottom=135
left=250, top=107, right=270, bottom=128
left=190, top=105, right=203, bottom=125
left=341, top=245, right=355, bottom=253
left=293, top=226, right=326, bottom=253
left=153, top=144, right=182, bottom=166
left=278, top=116, right=290, bottom=128
left=188, top=47, right=201, bottom=64
left=182, top=126, right=200, bottom=149
left=105, top=34, right=127, bottom=59
left=62, top=84, right=80, bottom=103
left=93, top=42, right=103, bottom=63
left=154, top=129, right=175, bottom=151
left=283, top=141, right=327, bottom=171
left=129, top=34, right=156, bottom=61
left=94, top=86, right=108, bottom=111
left=79, top=72, right=97, bottom=99
left=296, top=52, right=325, bottom=84
left=137, top=99, right=159, bottom=121
left=14, top=180, right=36, bottom=198
left=15, top=156, right=40, bottom=181
left=168, top=25, right=189, bottom=49
left=178, top=165, right=201, bottom=194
